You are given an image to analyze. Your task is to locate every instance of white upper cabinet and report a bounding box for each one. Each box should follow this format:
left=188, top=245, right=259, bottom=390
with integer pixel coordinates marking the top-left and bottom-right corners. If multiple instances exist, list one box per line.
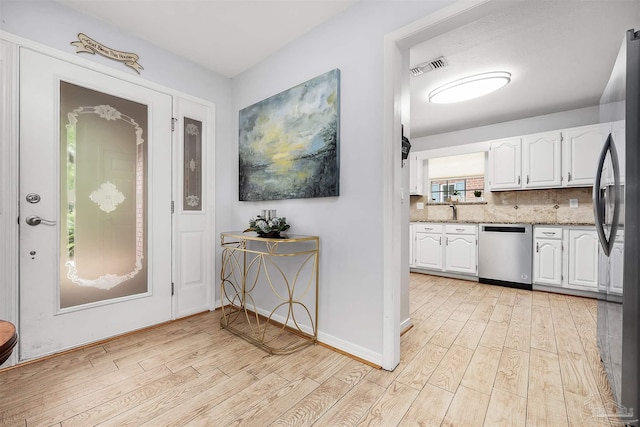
left=562, top=124, right=609, bottom=186
left=488, top=123, right=614, bottom=191
left=488, top=137, right=521, bottom=190
left=409, top=153, right=424, bottom=196
left=522, top=131, right=562, bottom=188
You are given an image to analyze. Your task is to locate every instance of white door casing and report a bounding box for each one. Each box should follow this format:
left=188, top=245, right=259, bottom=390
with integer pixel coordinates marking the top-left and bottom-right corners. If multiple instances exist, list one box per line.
left=173, top=97, right=215, bottom=318
left=19, top=48, right=173, bottom=361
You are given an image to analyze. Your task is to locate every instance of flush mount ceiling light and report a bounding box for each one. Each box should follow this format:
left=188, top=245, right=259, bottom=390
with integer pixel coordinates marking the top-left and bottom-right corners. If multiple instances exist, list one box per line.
left=428, top=71, right=511, bottom=104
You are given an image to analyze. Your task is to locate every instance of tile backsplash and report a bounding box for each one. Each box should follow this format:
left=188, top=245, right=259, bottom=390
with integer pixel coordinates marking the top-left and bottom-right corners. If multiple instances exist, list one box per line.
left=409, top=187, right=594, bottom=224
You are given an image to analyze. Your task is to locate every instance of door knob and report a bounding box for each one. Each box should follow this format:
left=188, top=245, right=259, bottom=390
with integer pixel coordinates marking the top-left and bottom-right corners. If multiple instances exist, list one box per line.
left=25, top=215, right=56, bottom=226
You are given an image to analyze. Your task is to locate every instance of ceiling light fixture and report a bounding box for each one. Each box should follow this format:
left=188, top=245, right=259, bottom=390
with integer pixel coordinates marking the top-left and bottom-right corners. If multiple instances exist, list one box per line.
left=428, top=71, right=511, bottom=104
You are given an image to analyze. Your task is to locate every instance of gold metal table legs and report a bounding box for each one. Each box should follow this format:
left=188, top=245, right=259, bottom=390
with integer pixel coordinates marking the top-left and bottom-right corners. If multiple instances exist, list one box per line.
left=219, top=232, right=319, bottom=355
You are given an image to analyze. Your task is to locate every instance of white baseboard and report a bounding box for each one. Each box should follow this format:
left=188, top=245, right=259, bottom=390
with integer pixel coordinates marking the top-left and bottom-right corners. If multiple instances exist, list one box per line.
left=228, top=303, right=384, bottom=367
left=317, top=330, right=383, bottom=367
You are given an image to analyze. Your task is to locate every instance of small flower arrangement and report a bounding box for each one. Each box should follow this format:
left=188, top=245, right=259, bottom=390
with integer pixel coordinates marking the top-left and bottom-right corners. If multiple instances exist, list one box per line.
left=244, top=215, right=290, bottom=238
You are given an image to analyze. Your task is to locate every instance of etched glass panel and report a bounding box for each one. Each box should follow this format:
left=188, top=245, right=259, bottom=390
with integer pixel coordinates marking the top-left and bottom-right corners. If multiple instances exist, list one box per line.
left=60, top=81, right=148, bottom=309
left=183, top=117, right=202, bottom=211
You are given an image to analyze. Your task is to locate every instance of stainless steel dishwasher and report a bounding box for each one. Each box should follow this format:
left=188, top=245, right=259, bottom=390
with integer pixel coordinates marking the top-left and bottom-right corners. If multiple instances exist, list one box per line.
left=478, top=223, right=533, bottom=290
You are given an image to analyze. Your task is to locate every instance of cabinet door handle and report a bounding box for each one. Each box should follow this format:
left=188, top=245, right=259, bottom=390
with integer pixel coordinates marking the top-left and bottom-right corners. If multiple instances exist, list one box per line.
left=446, top=237, right=449, bottom=245
left=527, top=175, right=530, bottom=184
left=536, top=242, right=539, bottom=253
left=568, top=171, right=572, bottom=182
left=518, top=176, right=521, bottom=185
left=439, top=237, right=442, bottom=245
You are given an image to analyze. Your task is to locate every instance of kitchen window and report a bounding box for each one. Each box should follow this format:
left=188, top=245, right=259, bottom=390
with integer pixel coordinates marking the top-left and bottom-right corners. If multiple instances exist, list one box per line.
left=430, top=177, right=484, bottom=202
left=427, top=152, right=486, bottom=203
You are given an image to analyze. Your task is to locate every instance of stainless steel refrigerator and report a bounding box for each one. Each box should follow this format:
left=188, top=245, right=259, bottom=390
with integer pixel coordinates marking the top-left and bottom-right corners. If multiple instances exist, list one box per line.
left=596, top=28, right=640, bottom=426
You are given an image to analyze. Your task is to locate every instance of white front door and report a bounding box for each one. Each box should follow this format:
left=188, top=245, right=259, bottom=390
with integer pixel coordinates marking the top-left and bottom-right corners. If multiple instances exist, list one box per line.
left=19, top=48, right=173, bottom=361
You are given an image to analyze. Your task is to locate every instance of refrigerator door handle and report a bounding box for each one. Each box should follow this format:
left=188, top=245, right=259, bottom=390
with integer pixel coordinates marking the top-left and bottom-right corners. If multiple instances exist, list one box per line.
left=593, top=134, right=611, bottom=256
left=609, top=133, right=621, bottom=248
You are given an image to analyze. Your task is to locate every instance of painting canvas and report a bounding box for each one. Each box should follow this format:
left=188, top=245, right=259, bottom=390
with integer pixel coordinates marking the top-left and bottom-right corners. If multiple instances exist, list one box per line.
left=239, top=69, right=340, bottom=201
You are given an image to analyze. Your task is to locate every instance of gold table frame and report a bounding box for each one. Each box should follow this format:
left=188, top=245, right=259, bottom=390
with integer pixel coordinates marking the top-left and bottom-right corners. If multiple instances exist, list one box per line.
left=219, top=231, right=319, bottom=354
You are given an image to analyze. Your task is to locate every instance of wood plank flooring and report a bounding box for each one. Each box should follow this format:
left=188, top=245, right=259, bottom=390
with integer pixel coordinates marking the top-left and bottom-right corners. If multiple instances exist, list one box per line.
left=0, top=273, right=618, bottom=426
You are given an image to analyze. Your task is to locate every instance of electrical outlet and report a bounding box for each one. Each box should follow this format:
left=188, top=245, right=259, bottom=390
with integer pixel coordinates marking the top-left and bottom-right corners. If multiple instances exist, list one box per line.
left=569, top=199, right=578, bottom=208
left=417, top=202, right=424, bottom=210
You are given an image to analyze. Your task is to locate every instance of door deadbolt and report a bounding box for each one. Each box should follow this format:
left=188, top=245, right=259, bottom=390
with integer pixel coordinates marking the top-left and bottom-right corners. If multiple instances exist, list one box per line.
left=26, top=193, right=41, bottom=204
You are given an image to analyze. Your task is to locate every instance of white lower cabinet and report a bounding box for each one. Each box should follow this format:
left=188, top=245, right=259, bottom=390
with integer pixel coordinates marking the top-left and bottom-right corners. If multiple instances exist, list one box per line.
left=533, top=226, right=598, bottom=292
left=444, top=225, right=477, bottom=275
left=412, top=223, right=477, bottom=277
left=414, top=224, right=443, bottom=270
left=610, top=231, right=624, bottom=295
left=533, top=227, right=563, bottom=286
left=565, top=228, right=599, bottom=290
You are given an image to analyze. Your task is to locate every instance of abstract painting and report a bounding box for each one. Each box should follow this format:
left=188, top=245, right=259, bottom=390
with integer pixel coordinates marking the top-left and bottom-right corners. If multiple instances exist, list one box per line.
left=239, top=69, right=340, bottom=201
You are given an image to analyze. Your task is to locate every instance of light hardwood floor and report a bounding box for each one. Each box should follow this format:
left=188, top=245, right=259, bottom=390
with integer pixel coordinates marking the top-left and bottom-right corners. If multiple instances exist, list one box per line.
left=0, top=273, right=617, bottom=426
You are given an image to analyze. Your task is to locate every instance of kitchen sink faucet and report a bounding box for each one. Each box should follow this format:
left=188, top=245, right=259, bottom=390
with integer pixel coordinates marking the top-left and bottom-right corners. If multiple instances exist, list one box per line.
left=449, top=204, right=457, bottom=220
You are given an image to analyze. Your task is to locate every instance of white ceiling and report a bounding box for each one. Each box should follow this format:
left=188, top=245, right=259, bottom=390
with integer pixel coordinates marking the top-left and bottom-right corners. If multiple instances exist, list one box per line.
left=56, top=0, right=358, bottom=78
left=55, top=0, right=639, bottom=140
left=410, top=0, right=640, bottom=138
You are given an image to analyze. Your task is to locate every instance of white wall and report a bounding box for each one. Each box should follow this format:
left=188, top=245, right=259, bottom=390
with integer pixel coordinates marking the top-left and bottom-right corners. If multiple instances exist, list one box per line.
left=412, top=105, right=600, bottom=151
left=0, top=1, right=232, bottom=105
left=1, top=0, right=461, bottom=366
left=226, top=0, right=453, bottom=363
left=0, top=1, right=233, bottom=331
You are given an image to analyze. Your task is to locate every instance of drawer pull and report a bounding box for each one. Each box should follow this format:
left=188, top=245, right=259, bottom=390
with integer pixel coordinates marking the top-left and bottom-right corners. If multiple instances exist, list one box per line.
left=542, top=231, right=556, bottom=235
left=456, top=228, right=465, bottom=232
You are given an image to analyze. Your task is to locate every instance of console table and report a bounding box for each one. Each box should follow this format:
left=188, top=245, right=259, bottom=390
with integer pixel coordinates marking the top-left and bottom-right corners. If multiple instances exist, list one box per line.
left=219, top=231, right=319, bottom=354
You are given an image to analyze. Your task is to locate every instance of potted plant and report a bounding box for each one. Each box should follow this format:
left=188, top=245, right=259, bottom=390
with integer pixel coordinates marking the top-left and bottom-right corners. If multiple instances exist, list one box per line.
left=451, top=189, right=459, bottom=202
left=244, top=215, right=290, bottom=238
left=474, top=190, right=482, bottom=198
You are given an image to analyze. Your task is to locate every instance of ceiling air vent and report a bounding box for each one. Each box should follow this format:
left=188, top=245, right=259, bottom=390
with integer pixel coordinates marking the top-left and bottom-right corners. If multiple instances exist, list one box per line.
left=410, top=56, right=448, bottom=76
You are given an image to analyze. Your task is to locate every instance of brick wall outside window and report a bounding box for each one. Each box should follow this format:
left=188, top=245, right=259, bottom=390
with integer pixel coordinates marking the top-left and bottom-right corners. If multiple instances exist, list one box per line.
left=430, top=176, right=485, bottom=202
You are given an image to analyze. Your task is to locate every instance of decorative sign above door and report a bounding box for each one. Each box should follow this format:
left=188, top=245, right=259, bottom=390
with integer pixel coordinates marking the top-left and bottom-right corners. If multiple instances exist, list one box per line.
left=71, top=33, right=144, bottom=74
